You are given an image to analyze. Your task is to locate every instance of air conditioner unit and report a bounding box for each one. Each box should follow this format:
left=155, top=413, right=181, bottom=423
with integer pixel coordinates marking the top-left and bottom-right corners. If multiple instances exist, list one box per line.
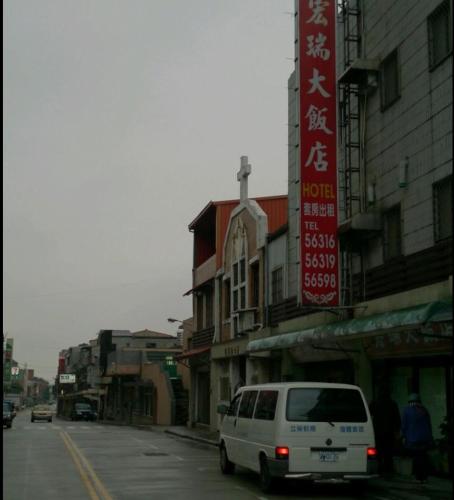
left=235, top=309, right=257, bottom=335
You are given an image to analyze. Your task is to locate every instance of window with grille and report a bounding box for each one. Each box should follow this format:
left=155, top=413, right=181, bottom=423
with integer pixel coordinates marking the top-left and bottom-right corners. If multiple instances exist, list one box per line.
left=271, top=267, right=284, bottom=304
left=251, top=263, right=259, bottom=307
left=380, top=49, right=400, bottom=110
left=428, top=0, right=452, bottom=70
left=205, top=292, right=213, bottom=328
left=196, top=294, right=204, bottom=330
left=433, top=176, right=453, bottom=241
left=232, top=257, right=247, bottom=312
left=224, top=279, right=231, bottom=319
left=383, top=206, right=402, bottom=260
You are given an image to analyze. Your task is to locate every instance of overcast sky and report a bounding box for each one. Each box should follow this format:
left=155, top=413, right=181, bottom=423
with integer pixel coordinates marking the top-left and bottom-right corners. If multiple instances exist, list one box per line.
left=3, top=0, right=294, bottom=382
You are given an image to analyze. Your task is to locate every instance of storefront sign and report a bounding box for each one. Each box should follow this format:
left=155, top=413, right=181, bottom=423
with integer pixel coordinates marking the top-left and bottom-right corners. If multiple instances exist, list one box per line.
left=365, top=325, right=452, bottom=358
left=59, top=374, right=76, bottom=384
left=3, top=338, right=14, bottom=382
left=298, top=0, right=339, bottom=306
left=225, top=346, right=240, bottom=357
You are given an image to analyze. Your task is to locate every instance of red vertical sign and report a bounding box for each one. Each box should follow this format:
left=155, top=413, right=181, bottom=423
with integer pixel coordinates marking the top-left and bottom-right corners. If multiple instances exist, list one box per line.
left=299, top=0, right=339, bottom=306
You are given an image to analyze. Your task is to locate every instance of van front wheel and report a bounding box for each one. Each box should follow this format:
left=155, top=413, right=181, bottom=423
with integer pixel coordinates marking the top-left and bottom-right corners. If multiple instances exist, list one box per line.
left=220, top=445, right=235, bottom=475
left=259, top=456, right=274, bottom=493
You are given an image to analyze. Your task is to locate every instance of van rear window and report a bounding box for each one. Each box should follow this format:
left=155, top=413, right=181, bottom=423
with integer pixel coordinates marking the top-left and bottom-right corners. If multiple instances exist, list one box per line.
left=286, top=388, right=367, bottom=422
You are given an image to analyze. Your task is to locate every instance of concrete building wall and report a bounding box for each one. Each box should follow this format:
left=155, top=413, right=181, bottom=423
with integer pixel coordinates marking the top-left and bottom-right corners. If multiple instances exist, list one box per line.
left=142, top=363, right=173, bottom=425
left=353, top=0, right=452, bottom=263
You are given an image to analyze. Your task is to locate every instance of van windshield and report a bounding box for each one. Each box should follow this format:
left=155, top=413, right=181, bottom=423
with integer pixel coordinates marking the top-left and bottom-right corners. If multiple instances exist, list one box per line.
left=286, top=388, right=367, bottom=422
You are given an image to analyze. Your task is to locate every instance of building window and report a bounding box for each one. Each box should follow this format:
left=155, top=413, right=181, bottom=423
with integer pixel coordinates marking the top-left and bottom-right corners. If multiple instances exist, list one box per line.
left=271, top=267, right=284, bottom=304
left=383, top=205, right=402, bottom=260
left=224, top=279, right=231, bottom=319
left=428, top=0, right=452, bottom=70
left=205, top=292, right=213, bottom=328
left=433, top=176, right=453, bottom=241
left=251, top=263, right=259, bottom=307
left=232, top=257, right=247, bottom=312
left=380, top=49, right=400, bottom=110
left=145, top=343, right=156, bottom=349
left=196, top=294, right=204, bottom=330
left=220, top=377, right=230, bottom=401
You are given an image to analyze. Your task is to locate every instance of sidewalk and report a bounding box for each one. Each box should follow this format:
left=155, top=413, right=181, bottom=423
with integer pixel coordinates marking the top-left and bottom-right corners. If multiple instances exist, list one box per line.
left=162, top=425, right=453, bottom=499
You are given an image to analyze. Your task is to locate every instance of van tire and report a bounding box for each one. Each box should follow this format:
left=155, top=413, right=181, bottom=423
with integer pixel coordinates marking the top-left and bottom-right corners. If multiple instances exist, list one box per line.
left=220, top=444, right=235, bottom=475
left=259, top=456, right=273, bottom=493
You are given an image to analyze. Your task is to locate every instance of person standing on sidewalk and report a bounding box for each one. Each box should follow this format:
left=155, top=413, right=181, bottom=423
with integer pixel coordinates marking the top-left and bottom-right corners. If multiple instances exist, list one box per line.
left=401, top=393, right=434, bottom=483
left=369, top=384, right=401, bottom=477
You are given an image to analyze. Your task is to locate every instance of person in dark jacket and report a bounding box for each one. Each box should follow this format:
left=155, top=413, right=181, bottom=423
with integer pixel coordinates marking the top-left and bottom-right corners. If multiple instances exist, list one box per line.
left=401, top=393, right=434, bottom=483
left=369, top=385, right=401, bottom=476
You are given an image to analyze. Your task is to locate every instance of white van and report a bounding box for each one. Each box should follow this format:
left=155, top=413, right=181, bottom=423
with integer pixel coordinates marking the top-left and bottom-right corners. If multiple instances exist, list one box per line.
left=218, top=382, right=378, bottom=492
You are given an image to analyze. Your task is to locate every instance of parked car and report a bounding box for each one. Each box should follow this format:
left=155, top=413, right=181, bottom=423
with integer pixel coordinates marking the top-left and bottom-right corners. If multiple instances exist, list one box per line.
left=3, top=403, right=13, bottom=428
left=4, top=400, right=17, bottom=419
left=71, top=403, right=97, bottom=421
left=31, top=404, right=53, bottom=423
left=217, top=382, right=378, bottom=493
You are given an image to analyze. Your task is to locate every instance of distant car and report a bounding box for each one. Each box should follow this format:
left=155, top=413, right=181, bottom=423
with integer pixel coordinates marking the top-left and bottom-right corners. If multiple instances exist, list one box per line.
left=4, top=401, right=17, bottom=419
left=71, top=403, right=97, bottom=421
left=3, top=403, right=13, bottom=428
left=31, top=404, right=53, bottom=423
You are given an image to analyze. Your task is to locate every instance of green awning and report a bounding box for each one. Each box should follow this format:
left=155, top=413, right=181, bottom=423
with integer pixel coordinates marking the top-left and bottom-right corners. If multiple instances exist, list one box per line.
left=247, top=300, right=452, bottom=353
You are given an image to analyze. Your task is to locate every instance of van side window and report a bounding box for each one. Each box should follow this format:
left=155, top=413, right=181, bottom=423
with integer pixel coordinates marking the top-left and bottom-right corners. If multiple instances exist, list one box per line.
left=227, top=394, right=241, bottom=416
left=238, top=390, right=258, bottom=419
left=254, top=390, right=278, bottom=420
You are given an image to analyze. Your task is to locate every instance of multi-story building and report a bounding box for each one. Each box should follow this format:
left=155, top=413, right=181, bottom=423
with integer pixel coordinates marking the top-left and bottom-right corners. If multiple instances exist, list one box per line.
left=182, top=156, right=288, bottom=430
left=101, top=329, right=186, bottom=425
left=246, top=0, right=452, bottom=475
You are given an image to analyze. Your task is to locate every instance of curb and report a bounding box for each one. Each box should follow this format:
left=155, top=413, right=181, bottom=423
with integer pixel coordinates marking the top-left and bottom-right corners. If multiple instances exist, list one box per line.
left=164, top=429, right=219, bottom=447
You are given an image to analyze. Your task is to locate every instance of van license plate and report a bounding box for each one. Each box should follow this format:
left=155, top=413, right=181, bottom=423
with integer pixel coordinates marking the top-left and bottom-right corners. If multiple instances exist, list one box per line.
left=319, top=452, right=339, bottom=462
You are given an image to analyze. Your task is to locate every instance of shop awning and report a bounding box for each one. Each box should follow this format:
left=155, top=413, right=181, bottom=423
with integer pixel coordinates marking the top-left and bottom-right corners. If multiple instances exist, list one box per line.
left=175, top=345, right=211, bottom=360
left=247, top=300, right=452, bottom=353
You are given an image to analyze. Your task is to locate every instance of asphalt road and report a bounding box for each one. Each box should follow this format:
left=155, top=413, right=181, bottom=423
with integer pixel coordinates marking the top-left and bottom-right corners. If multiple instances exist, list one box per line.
left=3, top=410, right=444, bottom=500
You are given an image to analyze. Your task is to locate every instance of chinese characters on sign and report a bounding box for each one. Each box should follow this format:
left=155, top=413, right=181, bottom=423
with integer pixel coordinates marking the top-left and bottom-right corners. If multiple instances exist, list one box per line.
left=299, top=0, right=339, bottom=306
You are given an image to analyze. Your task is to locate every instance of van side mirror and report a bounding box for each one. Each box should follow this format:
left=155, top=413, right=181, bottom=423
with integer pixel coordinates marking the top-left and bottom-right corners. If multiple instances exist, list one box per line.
left=217, top=403, right=229, bottom=415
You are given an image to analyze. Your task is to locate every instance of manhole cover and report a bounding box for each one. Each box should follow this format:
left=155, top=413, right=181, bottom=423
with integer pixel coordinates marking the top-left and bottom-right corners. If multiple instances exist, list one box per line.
left=143, top=452, right=168, bottom=456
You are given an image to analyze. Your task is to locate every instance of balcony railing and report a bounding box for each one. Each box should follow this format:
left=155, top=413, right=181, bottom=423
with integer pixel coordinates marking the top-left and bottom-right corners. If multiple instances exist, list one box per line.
left=192, top=326, right=215, bottom=348
left=268, top=239, right=452, bottom=326
left=353, top=238, right=452, bottom=301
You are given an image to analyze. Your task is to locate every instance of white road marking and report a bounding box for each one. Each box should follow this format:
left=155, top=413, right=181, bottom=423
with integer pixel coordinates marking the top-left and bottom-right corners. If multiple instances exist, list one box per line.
left=81, top=426, right=90, bottom=429
left=132, top=437, right=158, bottom=449
left=173, top=455, right=184, bottom=461
left=67, top=426, right=75, bottom=429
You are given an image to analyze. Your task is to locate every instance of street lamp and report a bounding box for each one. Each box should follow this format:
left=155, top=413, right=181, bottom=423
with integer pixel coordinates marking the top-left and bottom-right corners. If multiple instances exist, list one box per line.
left=167, top=318, right=183, bottom=324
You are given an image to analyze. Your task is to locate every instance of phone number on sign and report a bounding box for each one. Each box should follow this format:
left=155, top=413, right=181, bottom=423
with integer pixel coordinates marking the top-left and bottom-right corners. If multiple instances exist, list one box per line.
left=304, top=233, right=336, bottom=249
left=304, top=272, right=337, bottom=288
left=304, top=253, right=336, bottom=269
